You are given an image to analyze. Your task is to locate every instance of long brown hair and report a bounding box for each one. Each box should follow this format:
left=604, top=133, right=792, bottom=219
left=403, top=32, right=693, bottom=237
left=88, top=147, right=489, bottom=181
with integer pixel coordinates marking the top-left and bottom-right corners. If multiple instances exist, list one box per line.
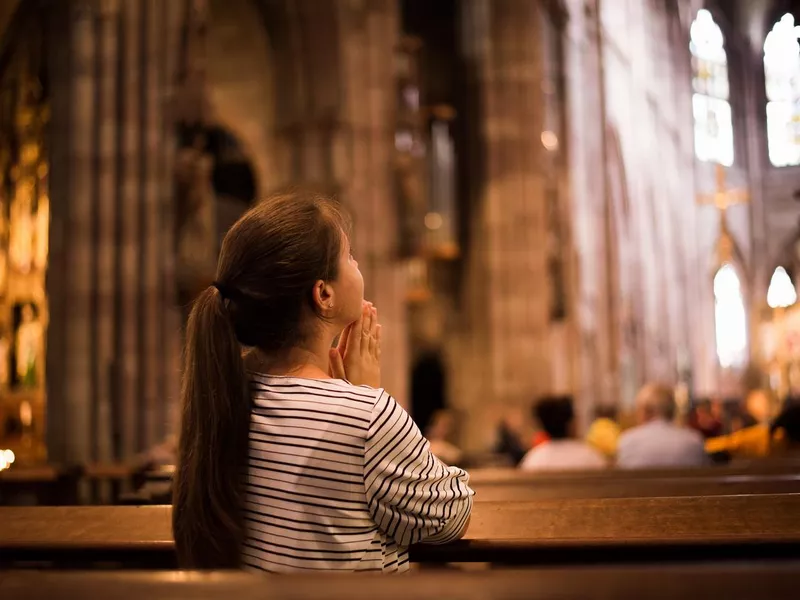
left=173, top=191, right=348, bottom=568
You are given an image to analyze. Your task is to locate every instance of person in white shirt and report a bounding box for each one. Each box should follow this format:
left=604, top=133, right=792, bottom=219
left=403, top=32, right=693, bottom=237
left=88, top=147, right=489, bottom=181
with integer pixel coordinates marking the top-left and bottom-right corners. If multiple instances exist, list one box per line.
left=616, top=383, right=709, bottom=469
left=520, top=396, right=607, bottom=471
left=173, top=192, right=473, bottom=572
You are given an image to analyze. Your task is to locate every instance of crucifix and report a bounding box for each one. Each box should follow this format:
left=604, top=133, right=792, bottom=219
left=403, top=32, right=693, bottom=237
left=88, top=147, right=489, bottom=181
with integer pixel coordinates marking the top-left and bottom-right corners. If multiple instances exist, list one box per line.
left=697, top=164, right=749, bottom=264
left=696, top=163, right=749, bottom=212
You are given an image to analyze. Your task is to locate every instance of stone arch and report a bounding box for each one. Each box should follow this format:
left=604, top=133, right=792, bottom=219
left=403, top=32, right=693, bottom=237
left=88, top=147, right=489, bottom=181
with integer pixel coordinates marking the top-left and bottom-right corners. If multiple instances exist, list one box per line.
left=205, top=0, right=277, bottom=196
left=770, top=221, right=800, bottom=285
left=253, top=0, right=346, bottom=190
left=198, top=0, right=347, bottom=196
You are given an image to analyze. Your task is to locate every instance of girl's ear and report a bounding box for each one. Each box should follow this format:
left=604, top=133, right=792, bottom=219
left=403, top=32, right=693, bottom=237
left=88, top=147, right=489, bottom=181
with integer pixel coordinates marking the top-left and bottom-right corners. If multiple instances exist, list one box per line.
left=312, top=279, right=335, bottom=312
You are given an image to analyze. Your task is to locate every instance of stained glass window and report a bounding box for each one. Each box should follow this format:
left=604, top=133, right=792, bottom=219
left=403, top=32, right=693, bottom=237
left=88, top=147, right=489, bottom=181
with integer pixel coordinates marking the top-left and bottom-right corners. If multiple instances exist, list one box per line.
left=764, top=14, right=800, bottom=167
left=713, top=264, right=748, bottom=369
left=690, top=10, right=734, bottom=166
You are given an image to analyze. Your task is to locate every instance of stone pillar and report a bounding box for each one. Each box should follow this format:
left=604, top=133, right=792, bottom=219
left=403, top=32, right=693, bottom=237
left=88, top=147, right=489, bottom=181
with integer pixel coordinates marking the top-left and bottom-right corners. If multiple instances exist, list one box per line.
left=62, top=0, right=97, bottom=464
left=140, top=0, right=163, bottom=451
left=336, top=0, right=408, bottom=406
left=94, top=0, right=121, bottom=463
left=115, top=0, right=142, bottom=458
left=160, top=0, right=184, bottom=441
left=454, top=0, right=551, bottom=452
left=268, top=0, right=409, bottom=405
left=45, top=0, right=74, bottom=462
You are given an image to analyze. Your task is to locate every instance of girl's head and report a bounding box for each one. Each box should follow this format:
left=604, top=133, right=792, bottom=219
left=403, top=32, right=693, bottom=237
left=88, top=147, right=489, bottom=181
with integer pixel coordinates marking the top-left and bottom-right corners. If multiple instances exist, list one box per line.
left=173, top=191, right=360, bottom=568
left=215, top=191, right=362, bottom=348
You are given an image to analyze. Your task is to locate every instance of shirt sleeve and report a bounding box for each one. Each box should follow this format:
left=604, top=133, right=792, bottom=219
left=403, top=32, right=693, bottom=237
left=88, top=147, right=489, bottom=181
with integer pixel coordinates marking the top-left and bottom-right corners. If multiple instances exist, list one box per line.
left=363, top=391, right=474, bottom=547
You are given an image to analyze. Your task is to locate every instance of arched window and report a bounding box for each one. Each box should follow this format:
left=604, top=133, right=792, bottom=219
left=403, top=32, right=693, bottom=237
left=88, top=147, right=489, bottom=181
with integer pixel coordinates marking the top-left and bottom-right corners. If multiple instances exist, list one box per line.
left=690, top=9, right=734, bottom=166
left=713, top=263, right=748, bottom=369
left=764, top=13, right=800, bottom=167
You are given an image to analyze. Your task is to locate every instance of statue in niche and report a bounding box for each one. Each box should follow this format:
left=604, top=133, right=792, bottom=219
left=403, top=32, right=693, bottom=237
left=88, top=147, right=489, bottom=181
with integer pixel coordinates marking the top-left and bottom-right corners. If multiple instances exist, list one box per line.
left=9, top=76, right=45, bottom=276
left=175, top=130, right=217, bottom=300
left=33, top=164, right=49, bottom=271
left=8, top=173, right=34, bottom=275
left=14, top=302, right=42, bottom=389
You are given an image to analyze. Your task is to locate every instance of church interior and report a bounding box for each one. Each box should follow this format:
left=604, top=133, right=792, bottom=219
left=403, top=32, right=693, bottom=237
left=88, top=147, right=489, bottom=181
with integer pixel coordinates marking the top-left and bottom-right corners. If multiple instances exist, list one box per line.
left=1, top=0, right=800, bottom=595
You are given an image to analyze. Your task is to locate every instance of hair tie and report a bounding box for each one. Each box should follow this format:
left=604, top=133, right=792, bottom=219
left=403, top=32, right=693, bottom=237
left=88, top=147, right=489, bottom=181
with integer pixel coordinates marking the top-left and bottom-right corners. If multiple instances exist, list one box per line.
left=212, top=281, right=229, bottom=299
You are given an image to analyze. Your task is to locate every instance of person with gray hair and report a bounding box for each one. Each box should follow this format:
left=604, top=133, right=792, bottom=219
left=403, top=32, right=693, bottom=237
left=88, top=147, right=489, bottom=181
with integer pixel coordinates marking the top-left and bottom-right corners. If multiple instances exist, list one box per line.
left=616, top=383, right=709, bottom=469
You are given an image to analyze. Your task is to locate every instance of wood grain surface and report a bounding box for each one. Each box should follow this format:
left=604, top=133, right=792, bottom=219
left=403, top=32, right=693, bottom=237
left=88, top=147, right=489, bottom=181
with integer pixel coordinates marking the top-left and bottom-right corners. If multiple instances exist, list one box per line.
left=1, top=565, right=799, bottom=599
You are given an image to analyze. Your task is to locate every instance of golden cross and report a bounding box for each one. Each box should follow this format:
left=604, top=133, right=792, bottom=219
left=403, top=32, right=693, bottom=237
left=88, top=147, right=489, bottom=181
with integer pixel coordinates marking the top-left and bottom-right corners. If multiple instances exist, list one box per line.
left=696, top=164, right=749, bottom=213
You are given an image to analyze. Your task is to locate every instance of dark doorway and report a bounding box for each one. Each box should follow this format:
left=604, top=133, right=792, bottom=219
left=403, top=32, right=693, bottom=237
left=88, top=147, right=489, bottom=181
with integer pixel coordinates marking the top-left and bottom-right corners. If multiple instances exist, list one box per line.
left=410, top=350, right=447, bottom=434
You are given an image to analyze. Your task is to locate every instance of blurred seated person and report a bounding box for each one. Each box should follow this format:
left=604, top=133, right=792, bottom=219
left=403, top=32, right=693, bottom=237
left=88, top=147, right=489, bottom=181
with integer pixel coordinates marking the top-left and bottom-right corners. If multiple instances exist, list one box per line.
left=771, top=402, right=800, bottom=456
left=688, top=398, right=723, bottom=439
left=705, top=389, right=777, bottom=458
left=520, top=396, right=607, bottom=471
left=616, top=383, right=709, bottom=469
left=494, top=408, right=529, bottom=466
left=426, top=409, right=463, bottom=466
left=585, top=403, right=621, bottom=459
left=531, top=429, right=550, bottom=449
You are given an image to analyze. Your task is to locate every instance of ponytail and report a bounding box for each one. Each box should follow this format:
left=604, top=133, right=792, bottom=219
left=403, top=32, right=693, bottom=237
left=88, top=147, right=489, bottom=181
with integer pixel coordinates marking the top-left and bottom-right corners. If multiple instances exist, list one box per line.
left=173, top=285, right=249, bottom=568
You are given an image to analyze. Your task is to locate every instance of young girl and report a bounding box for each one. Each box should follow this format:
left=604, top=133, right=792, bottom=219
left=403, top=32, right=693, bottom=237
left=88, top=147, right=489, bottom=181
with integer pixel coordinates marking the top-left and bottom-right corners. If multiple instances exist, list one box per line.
left=173, top=191, right=473, bottom=572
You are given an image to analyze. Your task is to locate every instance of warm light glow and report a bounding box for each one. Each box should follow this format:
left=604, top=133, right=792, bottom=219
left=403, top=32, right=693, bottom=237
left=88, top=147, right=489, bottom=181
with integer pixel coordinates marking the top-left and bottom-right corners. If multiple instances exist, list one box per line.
left=424, top=212, right=443, bottom=231
left=0, top=449, right=14, bottom=472
left=714, top=264, right=748, bottom=369
left=541, top=130, right=559, bottom=151
left=767, top=266, right=797, bottom=308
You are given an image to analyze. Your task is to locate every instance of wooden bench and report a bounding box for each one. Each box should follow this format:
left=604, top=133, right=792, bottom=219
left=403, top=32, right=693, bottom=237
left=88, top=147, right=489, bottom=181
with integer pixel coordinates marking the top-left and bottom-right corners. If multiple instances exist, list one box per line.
left=467, top=461, right=800, bottom=485
left=0, top=465, right=81, bottom=506
left=120, top=462, right=800, bottom=505
left=2, top=565, right=800, bottom=599
left=3, top=494, right=800, bottom=568
left=471, top=472, right=800, bottom=500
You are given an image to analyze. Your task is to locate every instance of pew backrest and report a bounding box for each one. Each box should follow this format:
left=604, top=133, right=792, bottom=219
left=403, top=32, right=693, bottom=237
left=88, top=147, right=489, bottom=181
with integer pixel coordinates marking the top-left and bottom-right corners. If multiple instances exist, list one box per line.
left=2, top=566, right=800, bottom=600
left=3, top=494, right=800, bottom=567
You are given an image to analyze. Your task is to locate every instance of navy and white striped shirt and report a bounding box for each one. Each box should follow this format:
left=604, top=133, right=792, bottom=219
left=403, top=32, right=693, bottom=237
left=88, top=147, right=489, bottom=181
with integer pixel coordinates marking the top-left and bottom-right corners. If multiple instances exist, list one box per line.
left=242, top=374, right=474, bottom=573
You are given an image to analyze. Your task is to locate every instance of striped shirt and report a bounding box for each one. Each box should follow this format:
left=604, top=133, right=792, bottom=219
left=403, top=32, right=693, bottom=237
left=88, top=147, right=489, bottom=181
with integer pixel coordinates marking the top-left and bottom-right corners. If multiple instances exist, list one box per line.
left=242, top=374, right=474, bottom=573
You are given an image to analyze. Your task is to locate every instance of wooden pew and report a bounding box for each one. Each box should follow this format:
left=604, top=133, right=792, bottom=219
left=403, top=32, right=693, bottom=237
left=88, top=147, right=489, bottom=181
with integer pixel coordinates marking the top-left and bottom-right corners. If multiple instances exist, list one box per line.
left=2, top=566, right=800, bottom=600
left=471, top=472, right=800, bottom=501
left=3, top=494, right=800, bottom=568
left=0, top=465, right=81, bottom=506
left=122, top=462, right=800, bottom=505
left=413, top=493, right=800, bottom=564
left=467, top=461, right=800, bottom=486
left=0, top=505, right=174, bottom=568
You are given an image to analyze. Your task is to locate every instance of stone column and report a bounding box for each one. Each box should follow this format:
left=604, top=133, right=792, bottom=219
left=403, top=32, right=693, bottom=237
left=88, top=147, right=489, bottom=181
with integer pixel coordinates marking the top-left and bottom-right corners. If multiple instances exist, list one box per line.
left=454, top=0, right=551, bottom=452
left=115, top=0, right=142, bottom=458
left=336, top=0, right=408, bottom=406
left=94, top=0, right=121, bottom=463
left=268, top=0, right=408, bottom=405
left=63, top=0, right=96, bottom=464
left=139, top=0, right=163, bottom=450
left=159, top=0, right=185, bottom=442
left=45, top=0, right=73, bottom=462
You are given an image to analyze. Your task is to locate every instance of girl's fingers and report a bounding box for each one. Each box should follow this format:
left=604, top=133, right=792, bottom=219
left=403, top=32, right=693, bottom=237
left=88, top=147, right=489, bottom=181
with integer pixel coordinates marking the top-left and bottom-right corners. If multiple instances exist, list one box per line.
left=361, top=304, right=372, bottom=349
left=375, top=324, right=382, bottom=359
left=350, top=306, right=365, bottom=352
left=370, top=322, right=381, bottom=356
